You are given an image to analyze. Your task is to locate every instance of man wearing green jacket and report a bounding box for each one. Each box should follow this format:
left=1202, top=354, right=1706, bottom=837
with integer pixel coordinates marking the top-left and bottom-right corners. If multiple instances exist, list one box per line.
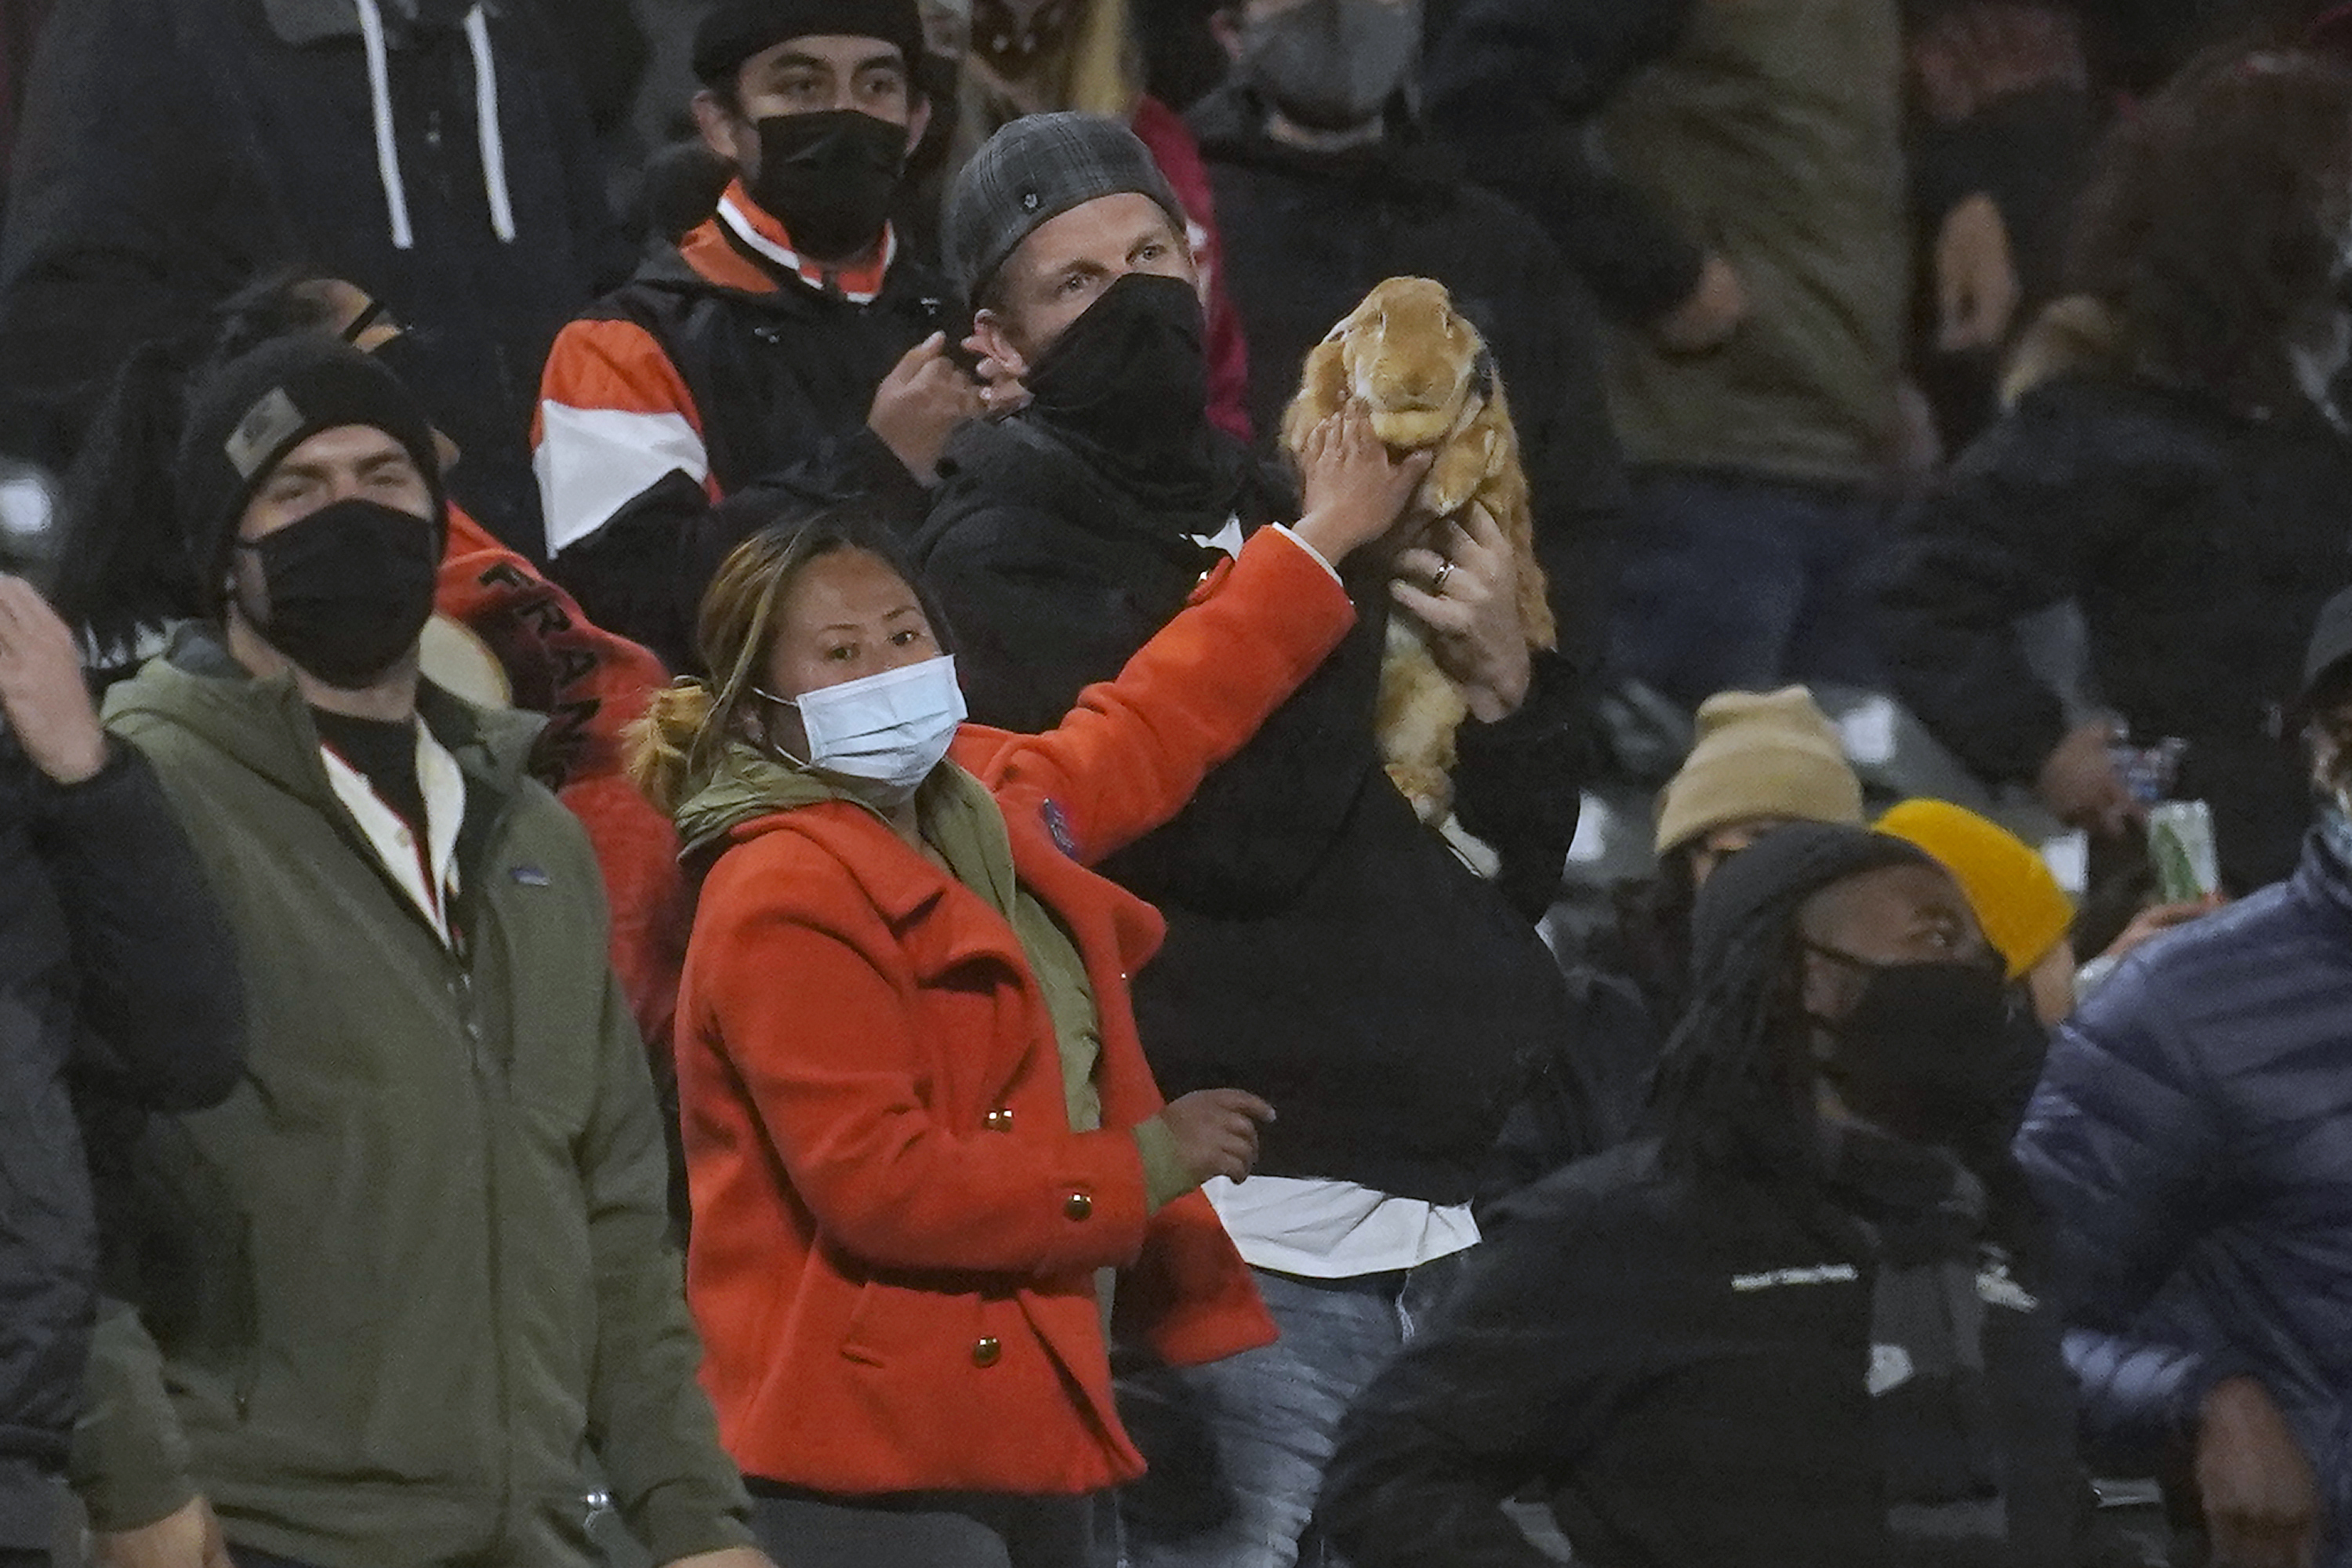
left=75, top=336, right=769, bottom=1568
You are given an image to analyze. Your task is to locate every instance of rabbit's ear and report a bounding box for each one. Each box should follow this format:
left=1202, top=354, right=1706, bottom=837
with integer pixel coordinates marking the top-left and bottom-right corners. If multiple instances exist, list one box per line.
left=1473, top=346, right=1498, bottom=404
left=1282, top=336, right=1351, bottom=452
left=1301, top=336, right=1349, bottom=409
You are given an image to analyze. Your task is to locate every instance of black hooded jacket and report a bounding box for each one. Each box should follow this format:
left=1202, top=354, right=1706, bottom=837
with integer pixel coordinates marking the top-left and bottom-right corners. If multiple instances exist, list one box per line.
left=0, top=736, right=241, bottom=1546
left=1319, top=1138, right=2087, bottom=1568
left=0, top=0, right=622, bottom=554
left=913, top=412, right=1588, bottom=1203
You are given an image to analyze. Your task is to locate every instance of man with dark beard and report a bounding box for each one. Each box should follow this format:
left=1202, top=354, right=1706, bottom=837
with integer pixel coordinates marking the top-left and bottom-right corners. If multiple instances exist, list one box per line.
left=912, top=112, right=1590, bottom=1568
left=535, top=0, right=982, bottom=671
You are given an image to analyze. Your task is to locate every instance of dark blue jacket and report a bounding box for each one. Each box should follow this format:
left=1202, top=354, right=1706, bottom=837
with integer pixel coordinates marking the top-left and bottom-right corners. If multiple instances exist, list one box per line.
left=2016, top=832, right=2352, bottom=1553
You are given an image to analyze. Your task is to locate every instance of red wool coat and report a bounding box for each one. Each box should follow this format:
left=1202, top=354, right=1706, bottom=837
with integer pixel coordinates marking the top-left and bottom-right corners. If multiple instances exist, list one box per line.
left=676, top=530, right=1353, bottom=1496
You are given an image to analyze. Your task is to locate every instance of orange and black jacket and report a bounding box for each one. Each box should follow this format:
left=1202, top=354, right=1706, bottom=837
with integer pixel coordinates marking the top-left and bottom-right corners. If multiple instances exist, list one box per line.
left=535, top=184, right=954, bottom=671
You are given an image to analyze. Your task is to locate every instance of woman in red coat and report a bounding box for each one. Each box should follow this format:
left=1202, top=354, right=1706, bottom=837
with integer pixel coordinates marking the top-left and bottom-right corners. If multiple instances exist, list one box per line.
left=628, top=409, right=1429, bottom=1568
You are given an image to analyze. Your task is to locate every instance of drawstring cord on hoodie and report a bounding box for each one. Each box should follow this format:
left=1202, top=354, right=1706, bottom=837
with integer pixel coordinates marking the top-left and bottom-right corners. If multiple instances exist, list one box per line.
left=354, top=0, right=517, bottom=251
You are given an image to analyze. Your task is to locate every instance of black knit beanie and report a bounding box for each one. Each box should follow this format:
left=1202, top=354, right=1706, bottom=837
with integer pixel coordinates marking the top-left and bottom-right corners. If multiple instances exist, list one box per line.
left=176, top=337, right=443, bottom=615
left=692, top=0, right=927, bottom=89
left=1688, top=823, right=1932, bottom=984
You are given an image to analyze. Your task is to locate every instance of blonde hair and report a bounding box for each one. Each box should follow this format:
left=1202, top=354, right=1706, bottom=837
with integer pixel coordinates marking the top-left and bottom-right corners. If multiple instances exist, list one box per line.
left=626, top=518, right=889, bottom=817
left=1061, top=0, right=1139, bottom=118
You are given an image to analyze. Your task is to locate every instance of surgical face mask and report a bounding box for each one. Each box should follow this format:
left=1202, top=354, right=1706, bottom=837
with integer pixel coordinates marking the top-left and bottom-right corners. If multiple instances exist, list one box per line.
left=1806, top=944, right=2024, bottom=1145
left=1236, top=0, right=1424, bottom=134
left=757, top=654, right=966, bottom=809
left=748, top=110, right=908, bottom=261
left=234, top=497, right=440, bottom=690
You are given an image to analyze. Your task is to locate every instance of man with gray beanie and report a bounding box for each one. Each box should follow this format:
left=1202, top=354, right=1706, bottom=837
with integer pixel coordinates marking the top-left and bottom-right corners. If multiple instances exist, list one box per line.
left=535, top=0, right=980, bottom=672
left=912, top=111, right=1590, bottom=1568
left=74, top=336, right=770, bottom=1568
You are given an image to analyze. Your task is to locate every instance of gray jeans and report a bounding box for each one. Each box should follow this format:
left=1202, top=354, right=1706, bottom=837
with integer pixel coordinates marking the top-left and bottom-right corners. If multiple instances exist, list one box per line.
left=1112, top=1254, right=1471, bottom=1568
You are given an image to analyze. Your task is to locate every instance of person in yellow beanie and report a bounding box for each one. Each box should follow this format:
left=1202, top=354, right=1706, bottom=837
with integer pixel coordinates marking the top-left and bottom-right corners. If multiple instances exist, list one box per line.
left=1878, top=799, right=2078, bottom=1025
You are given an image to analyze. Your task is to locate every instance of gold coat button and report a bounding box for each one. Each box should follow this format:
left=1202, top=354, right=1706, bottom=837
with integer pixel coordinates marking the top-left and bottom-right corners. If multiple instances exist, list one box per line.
left=1063, top=1192, right=1094, bottom=1221
left=985, top=1107, right=1014, bottom=1132
left=972, top=1336, right=1002, bottom=1368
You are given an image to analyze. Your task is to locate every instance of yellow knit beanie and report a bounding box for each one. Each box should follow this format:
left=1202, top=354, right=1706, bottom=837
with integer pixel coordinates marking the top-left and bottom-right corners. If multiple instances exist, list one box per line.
left=1876, top=799, right=2074, bottom=979
left=1653, top=687, right=1864, bottom=856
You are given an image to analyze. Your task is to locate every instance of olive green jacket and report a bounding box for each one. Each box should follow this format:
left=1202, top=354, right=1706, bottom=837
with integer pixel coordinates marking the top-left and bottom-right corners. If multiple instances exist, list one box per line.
left=1602, top=0, right=1908, bottom=484
left=74, top=630, right=751, bottom=1566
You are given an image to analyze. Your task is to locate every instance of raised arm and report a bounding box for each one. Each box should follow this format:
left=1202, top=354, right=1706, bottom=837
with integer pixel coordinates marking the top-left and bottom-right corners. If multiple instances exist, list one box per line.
left=938, top=406, right=1425, bottom=897
left=963, top=526, right=1356, bottom=864
left=2, top=578, right=241, bottom=1109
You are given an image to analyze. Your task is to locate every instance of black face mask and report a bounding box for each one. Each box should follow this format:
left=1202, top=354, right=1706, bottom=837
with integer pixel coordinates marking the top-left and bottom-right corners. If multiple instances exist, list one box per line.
left=1023, top=271, right=1210, bottom=459
left=748, top=111, right=907, bottom=262
left=1808, top=947, right=2024, bottom=1145
left=236, top=498, right=440, bottom=690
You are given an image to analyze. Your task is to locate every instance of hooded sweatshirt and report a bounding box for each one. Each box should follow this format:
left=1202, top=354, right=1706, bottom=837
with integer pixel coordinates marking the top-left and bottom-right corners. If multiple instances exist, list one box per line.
left=0, top=0, right=620, bottom=550
left=75, top=629, right=750, bottom=1566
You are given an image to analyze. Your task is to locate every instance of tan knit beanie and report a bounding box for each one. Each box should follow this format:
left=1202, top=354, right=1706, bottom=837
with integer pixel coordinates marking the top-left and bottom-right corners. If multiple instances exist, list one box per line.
left=1653, top=687, right=1864, bottom=856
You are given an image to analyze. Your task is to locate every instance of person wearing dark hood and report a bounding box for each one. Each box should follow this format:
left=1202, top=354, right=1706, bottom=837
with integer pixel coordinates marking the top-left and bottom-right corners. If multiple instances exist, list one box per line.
left=0, top=0, right=620, bottom=554
left=1188, top=0, right=1625, bottom=654
left=0, top=572, right=243, bottom=1568
left=912, top=112, right=1589, bottom=1568
left=1319, top=822, right=2089, bottom=1568
left=73, top=337, right=768, bottom=1568
left=535, top=0, right=982, bottom=673
left=2015, top=584, right=2352, bottom=1568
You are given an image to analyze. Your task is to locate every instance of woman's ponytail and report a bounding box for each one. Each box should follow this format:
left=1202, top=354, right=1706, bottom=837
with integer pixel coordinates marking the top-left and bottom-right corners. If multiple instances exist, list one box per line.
left=626, top=679, right=718, bottom=818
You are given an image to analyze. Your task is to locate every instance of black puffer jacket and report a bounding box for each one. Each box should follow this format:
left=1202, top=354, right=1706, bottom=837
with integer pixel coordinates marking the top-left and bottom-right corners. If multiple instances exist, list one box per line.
left=1882, top=374, right=2352, bottom=891
left=1321, top=1138, right=2089, bottom=1568
left=0, top=736, right=241, bottom=1548
left=1189, top=85, right=1625, bottom=662
left=913, top=415, right=1588, bottom=1204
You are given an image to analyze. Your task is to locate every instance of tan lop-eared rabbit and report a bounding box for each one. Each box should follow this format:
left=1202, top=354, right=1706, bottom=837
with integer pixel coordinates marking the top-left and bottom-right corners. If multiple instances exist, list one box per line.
left=1281, top=277, right=1555, bottom=845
